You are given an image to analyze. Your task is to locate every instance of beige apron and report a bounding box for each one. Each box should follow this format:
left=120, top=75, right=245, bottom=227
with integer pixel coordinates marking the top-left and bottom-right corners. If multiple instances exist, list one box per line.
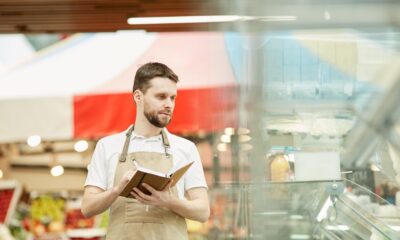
left=106, top=126, right=188, bottom=240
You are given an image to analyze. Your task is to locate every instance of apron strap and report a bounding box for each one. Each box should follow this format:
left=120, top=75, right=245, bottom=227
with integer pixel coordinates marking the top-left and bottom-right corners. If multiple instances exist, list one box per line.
left=119, top=125, right=170, bottom=162
left=119, top=125, right=135, bottom=162
left=161, top=128, right=170, bottom=158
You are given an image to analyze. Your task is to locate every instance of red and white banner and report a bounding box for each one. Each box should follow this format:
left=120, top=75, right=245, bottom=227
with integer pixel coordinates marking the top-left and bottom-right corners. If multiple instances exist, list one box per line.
left=0, top=31, right=238, bottom=142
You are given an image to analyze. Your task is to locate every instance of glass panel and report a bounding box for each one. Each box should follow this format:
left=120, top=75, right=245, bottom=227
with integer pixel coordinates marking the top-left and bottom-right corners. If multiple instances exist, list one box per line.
left=205, top=1, right=400, bottom=238
left=209, top=181, right=400, bottom=239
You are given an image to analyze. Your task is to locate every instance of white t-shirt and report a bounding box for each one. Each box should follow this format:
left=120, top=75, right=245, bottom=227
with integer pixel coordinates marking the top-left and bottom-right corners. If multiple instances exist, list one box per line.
left=84, top=126, right=208, bottom=199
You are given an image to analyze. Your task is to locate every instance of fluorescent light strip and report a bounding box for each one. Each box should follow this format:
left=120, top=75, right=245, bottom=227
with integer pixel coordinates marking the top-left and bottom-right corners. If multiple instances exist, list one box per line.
left=128, top=15, right=243, bottom=24
left=127, top=15, right=296, bottom=25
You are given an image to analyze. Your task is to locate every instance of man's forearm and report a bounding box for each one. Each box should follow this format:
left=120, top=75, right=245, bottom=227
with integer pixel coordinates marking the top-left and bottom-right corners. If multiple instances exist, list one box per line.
left=168, top=198, right=210, bottom=223
left=81, top=187, right=120, bottom=218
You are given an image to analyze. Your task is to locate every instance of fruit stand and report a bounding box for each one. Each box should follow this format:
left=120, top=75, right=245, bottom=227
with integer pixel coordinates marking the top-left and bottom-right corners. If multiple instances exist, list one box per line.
left=0, top=179, right=107, bottom=240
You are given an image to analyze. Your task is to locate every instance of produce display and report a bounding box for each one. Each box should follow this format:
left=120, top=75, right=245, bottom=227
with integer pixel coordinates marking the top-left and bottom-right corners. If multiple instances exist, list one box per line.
left=65, top=209, right=94, bottom=229
left=31, top=195, right=65, bottom=223
left=0, top=181, right=111, bottom=240
left=24, top=194, right=65, bottom=237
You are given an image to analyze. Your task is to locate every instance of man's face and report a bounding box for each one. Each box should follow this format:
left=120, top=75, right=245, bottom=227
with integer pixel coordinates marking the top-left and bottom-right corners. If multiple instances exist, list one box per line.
left=141, top=77, right=177, bottom=128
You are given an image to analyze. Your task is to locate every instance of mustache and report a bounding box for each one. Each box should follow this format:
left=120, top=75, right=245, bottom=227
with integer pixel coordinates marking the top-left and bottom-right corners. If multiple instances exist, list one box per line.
left=159, top=110, right=172, bottom=115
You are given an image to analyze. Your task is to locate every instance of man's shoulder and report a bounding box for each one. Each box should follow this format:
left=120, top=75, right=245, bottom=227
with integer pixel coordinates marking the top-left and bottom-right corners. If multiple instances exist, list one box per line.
left=166, top=131, right=196, bottom=149
left=97, top=130, right=126, bottom=149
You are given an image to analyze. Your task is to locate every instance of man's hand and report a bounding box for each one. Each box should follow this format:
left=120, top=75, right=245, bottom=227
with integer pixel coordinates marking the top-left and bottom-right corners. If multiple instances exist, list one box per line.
left=114, top=169, right=137, bottom=195
left=82, top=168, right=138, bottom=218
left=130, top=182, right=210, bottom=222
left=82, top=169, right=135, bottom=219
left=130, top=182, right=178, bottom=208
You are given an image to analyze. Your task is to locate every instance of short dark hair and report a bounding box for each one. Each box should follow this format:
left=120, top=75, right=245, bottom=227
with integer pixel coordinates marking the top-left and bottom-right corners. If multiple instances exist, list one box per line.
left=132, top=62, right=179, bottom=93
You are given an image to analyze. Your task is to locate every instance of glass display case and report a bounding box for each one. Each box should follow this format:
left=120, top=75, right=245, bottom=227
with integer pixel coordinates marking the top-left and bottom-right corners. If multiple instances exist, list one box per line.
left=208, top=180, right=400, bottom=239
left=205, top=1, right=400, bottom=239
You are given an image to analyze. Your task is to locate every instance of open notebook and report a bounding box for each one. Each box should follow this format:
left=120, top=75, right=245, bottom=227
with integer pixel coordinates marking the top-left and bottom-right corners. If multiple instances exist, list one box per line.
left=119, top=161, right=194, bottom=198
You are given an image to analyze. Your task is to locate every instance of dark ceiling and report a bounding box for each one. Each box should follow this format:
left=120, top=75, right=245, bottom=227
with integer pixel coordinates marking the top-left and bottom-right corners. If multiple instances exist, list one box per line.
left=2, top=1, right=400, bottom=34
left=0, top=0, right=226, bottom=33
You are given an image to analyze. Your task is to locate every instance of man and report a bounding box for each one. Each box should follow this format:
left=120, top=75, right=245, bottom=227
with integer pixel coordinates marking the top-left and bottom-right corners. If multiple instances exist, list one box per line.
left=82, top=62, right=210, bottom=239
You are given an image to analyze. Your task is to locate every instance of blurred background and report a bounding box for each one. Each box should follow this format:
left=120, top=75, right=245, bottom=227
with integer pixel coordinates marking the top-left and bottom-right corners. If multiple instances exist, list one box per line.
left=1, top=0, right=400, bottom=239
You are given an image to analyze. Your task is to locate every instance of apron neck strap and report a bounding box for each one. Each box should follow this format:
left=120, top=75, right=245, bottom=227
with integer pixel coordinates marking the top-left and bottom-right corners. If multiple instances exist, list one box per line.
left=161, top=128, right=170, bottom=148
left=119, top=125, right=170, bottom=162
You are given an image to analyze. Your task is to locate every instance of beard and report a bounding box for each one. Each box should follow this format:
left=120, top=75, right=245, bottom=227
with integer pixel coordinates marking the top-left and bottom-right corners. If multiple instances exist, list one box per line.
left=144, top=108, right=172, bottom=128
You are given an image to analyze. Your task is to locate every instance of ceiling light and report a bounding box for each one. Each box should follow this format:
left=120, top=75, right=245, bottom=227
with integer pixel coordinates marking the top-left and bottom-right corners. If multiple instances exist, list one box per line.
left=50, top=165, right=64, bottom=177
left=238, top=128, right=250, bottom=135
left=74, top=140, right=89, bottom=152
left=27, top=135, right=41, bottom=147
left=220, top=134, right=231, bottom=143
left=127, top=15, right=297, bottom=25
left=224, top=127, right=235, bottom=135
left=128, top=15, right=246, bottom=25
left=0, top=170, right=3, bottom=179
left=239, top=135, right=251, bottom=143
left=217, top=143, right=227, bottom=152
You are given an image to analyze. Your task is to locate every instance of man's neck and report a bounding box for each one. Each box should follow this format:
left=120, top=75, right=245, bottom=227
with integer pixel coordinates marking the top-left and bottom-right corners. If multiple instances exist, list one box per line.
left=133, top=120, right=162, bottom=138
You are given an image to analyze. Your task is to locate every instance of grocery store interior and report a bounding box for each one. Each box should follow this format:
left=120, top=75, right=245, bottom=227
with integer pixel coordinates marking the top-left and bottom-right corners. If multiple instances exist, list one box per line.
left=1, top=0, right=400, bottom=239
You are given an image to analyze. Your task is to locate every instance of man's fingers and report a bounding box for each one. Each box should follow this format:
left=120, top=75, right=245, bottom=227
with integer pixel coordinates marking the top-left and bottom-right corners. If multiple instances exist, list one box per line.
left=131, top=191, right=147, bottom=203
left=141, top=183, right=157, bottom=194
left=133, top=187, right=153, bottom=201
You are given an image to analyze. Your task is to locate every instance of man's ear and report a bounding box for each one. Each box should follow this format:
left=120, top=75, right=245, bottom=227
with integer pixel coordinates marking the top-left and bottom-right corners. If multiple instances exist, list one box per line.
left=133, top=90, right=142, bottom=103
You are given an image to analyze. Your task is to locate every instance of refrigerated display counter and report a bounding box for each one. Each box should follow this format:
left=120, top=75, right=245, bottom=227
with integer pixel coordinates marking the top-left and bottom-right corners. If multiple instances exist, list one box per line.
left=208, top=180, right=400, bottom=240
